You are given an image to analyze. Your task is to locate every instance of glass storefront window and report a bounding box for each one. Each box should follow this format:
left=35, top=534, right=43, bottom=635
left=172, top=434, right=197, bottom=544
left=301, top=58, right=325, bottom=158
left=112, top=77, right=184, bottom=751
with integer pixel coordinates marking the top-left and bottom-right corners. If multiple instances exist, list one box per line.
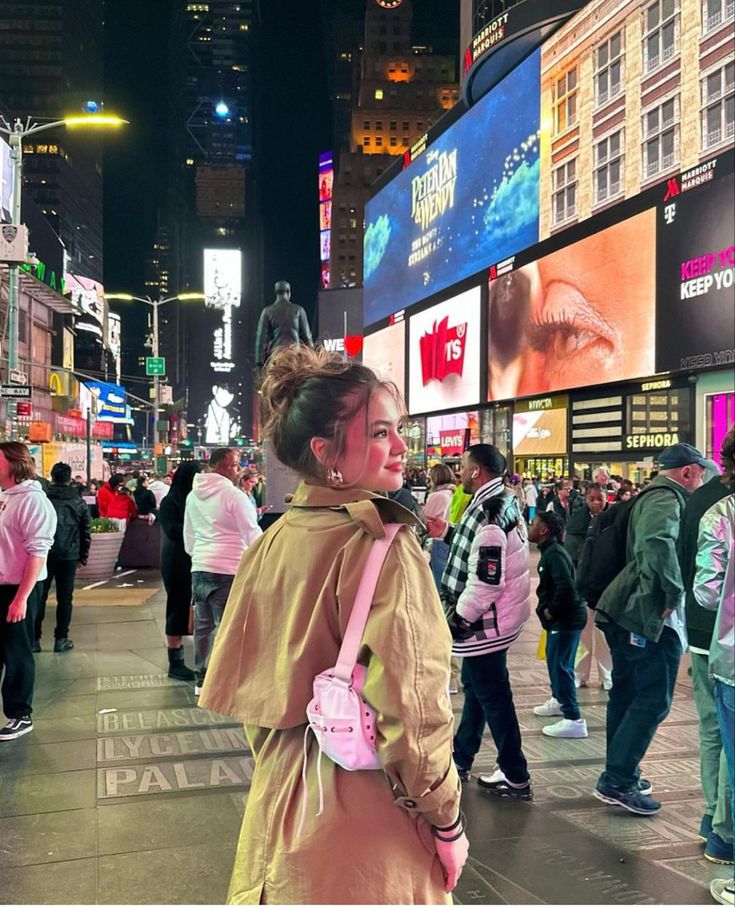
left=705, top=392, right=735, bottom=466
left=480, top=407, right=511, bottom=460
left=405, top=417, right=426, bottom=479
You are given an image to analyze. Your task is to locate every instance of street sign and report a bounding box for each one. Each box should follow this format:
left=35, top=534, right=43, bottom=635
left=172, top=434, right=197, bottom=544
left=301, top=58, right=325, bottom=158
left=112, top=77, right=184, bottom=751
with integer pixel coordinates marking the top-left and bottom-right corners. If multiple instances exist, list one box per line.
left=146, top=356, right=166, bottom=376
left=1, top=384, right=32, bottom=398
left=9, top=369, right=28, bottom=384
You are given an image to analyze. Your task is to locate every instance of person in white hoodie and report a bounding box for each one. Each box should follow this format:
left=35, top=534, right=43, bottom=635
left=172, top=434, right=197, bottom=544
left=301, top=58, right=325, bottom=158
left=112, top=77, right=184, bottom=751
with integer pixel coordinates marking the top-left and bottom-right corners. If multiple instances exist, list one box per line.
left=184, top=448, right=262, bottom=693
left=0, top=442, right=57, bottom=741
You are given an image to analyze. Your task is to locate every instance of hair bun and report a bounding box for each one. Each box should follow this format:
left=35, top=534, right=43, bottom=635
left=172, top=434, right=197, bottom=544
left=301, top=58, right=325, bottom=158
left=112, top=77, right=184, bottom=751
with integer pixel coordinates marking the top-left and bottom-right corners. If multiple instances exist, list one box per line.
left=260, top=344, right=351, bottom=426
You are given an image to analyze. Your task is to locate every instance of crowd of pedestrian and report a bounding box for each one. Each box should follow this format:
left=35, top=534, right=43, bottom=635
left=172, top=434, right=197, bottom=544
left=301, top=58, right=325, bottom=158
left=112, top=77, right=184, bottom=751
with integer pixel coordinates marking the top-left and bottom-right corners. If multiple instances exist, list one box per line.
left=0, top=358, right=732, bottom=905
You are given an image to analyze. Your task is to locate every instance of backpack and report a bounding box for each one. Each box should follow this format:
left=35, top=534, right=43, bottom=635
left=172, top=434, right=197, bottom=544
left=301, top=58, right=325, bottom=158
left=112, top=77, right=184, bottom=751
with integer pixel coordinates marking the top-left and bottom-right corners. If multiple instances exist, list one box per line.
left=574, top=485, right=676, bottom=605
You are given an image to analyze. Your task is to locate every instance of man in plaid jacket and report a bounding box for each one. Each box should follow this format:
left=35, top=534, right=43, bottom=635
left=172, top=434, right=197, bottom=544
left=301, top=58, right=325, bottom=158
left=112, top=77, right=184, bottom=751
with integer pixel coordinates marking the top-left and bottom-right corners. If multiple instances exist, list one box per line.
left=428, top=444, right=533, bottom=799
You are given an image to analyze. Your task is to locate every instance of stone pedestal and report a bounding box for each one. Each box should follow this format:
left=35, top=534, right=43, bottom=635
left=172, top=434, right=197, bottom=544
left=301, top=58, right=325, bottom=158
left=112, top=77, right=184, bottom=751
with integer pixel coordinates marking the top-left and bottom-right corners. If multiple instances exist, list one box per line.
left=262, top=439, right=300, bottom=515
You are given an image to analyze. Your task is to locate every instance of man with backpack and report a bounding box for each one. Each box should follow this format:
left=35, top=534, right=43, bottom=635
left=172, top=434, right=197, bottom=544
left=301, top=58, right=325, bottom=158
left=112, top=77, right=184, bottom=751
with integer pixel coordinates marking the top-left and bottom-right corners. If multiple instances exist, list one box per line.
left=34, top=462, right=92, bottom=653
left=427, top=444, right=532, bottom=800
left=592, top=443, right=708, bottom=815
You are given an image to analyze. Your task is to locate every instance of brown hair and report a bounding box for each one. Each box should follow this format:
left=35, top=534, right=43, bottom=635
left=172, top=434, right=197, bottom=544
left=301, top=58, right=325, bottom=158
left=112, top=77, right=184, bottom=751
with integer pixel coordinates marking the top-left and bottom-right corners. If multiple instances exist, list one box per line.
left=0, top=441, right=37, bottom=483
left=429, top=462, right=455, bottom=488
left=260, top=345, right=402, bottom=481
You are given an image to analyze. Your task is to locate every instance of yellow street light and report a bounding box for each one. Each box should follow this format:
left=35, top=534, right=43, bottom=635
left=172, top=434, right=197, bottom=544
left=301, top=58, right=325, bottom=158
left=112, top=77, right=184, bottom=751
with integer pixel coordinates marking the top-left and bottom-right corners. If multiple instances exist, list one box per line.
left=62, top=114, right=129, bottom=128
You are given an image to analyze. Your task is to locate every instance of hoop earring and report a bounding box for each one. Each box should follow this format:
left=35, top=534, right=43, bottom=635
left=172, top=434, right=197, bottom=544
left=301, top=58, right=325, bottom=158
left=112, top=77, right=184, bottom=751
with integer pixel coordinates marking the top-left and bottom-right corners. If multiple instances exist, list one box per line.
left=326, top=467, right=344, bottom=487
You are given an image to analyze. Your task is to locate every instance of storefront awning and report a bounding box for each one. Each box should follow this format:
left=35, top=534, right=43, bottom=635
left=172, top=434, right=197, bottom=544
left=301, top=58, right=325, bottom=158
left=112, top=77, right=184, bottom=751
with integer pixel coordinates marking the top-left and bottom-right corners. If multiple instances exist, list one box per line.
left=0, top=264, right=77, bottom=314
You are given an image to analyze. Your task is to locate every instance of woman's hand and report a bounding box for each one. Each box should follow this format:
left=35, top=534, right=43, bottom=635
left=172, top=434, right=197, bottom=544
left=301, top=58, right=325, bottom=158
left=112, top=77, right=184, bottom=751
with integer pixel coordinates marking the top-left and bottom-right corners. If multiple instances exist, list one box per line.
left=6, top=596, right=28, bottom=623
left=435, top=832, right=469, bottom=892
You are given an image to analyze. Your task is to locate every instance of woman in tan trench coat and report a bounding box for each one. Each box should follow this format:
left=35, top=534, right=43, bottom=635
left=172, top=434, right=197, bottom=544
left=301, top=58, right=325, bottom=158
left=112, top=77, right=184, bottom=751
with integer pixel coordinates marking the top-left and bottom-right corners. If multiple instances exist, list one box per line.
left=200, top=347, right=467, bottom=905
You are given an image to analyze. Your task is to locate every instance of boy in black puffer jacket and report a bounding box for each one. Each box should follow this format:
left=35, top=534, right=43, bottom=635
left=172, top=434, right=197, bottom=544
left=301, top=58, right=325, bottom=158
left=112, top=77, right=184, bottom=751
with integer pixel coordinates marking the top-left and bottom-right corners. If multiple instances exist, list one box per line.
left=530, top=510, right=588, bottom=739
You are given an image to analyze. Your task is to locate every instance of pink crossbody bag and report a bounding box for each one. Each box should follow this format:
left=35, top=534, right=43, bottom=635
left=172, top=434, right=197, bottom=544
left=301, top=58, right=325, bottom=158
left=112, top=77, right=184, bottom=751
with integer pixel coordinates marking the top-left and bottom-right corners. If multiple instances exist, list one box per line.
left=298, top=523, right=401, bottom=835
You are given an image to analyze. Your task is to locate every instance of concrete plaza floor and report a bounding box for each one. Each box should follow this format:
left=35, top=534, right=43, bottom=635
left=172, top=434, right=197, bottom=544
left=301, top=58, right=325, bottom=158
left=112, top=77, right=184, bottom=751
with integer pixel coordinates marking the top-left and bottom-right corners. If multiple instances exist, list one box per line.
left=0, top=561, right=729, bottom=905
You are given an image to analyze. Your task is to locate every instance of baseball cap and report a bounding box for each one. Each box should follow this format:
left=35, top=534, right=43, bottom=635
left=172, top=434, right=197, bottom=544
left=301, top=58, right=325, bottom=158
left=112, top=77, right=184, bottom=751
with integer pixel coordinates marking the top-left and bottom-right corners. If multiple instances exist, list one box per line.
left=658, top=442, right=708, bottom=470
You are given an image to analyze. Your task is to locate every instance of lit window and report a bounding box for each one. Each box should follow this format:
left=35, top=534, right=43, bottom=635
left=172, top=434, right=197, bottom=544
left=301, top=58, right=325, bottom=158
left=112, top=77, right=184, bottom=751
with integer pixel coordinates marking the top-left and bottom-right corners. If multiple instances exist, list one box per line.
left=595, top=31, right=624, bottom=105
left=643, top=0, right=678, bottom=74
left=185, top=158, right=194, bottom=165
left=374, top=88, right=384, bottom=100
left=595, top=130, right=624, bottom=202
left=553, top=158, right=577, bottom=224
left=642, top=96, right=679, bottom=178
left=552, top=68, right=578, bottom=134
left=701, top=60, right=735, bottom=149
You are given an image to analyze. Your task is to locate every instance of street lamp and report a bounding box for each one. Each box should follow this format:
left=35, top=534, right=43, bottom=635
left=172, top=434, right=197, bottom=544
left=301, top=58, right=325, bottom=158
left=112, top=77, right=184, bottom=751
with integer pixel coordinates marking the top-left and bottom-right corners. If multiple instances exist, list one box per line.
left=105, top=293, right=205, bottom=458
left=0, top=110, right=128, bottom=432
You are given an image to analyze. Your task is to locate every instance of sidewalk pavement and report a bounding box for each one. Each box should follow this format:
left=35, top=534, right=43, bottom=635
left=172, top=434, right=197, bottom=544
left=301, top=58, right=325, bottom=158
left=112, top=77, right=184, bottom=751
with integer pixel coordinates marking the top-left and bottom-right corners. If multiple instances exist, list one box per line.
left=0, top=565, right=727, bottom=905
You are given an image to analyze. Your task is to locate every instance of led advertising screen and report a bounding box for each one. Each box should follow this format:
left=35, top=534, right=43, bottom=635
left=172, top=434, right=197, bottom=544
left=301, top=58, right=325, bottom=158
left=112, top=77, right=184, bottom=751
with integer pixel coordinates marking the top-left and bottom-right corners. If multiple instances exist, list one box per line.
left=487, top=208, right=656, bottom=400
left=363, top=48, right=540, bottom=327
left=319, top=151, right=333, bottom=288
left=408, top=286, right=482, bottom=415
left=0, top=137, right=13, bottom=223
left=512, top=408, right=568, bottom=456
left=656, top=161, right=735, bottom=373
left=363, top=320, right=406, bottom=399
left=204, top=248, right=241, bottom=309
left=84, top=381, right=128, bottom=423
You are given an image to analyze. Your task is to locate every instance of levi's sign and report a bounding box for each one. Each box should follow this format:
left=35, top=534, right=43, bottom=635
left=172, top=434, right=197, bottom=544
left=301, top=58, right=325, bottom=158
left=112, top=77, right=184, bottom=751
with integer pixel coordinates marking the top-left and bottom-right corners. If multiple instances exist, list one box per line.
left=419, top=317, right=467, bottom=385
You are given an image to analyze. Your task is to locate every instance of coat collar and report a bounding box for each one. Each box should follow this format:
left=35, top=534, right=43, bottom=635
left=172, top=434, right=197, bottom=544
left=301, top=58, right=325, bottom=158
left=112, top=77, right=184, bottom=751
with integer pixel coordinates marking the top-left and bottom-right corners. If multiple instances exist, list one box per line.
left=286, top=481, right=422, bottom=539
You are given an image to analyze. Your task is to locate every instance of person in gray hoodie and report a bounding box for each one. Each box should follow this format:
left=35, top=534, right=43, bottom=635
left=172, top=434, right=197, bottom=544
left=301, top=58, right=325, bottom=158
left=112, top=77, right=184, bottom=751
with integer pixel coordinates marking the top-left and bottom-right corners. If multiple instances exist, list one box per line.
left=0, top=442, right=57, bottom=741
left=184, top=448, right=262, bottom=694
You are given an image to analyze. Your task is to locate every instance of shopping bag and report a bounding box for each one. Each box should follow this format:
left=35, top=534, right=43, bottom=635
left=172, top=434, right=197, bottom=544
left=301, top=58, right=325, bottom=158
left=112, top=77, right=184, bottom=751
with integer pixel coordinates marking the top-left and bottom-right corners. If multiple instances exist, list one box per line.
left=536, top=629, right=547, bottom=661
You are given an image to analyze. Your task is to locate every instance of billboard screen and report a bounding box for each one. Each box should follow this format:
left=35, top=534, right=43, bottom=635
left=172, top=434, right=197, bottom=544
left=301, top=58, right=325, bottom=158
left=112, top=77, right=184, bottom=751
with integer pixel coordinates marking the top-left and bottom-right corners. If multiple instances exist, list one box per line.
left=408, top=286, right=482, bottom=415
left=656, top=164, right=735, bottom=373
left=203, top=248, right=241, bottom=309
left=364, top=48, right=540, bottom=327
left=363, top=320, right=406, bottom=399
left=319, top=151, right=334, bottom=288
left=0, top=137, right=13, bottom=223
left=512, top=407, right=568, bottom=456
left=84, top=381, right=128, bottom=423
left=487, top=208, right=656, bottom=400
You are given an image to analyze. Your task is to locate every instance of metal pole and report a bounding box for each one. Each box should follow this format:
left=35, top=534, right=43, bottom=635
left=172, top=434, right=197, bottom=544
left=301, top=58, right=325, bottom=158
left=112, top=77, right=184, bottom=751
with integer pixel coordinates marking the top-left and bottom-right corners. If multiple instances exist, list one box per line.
left=6, top=124, right=23, bottom=433
left=86, top=409, right=92, bottom=488
left=152, top=300, right=159, bottom=457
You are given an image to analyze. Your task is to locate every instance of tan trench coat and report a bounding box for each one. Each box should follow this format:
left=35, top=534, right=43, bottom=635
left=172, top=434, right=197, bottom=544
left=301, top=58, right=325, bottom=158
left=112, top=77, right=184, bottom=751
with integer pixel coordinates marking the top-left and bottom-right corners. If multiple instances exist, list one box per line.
left=200, top=482, right=461, bottom=905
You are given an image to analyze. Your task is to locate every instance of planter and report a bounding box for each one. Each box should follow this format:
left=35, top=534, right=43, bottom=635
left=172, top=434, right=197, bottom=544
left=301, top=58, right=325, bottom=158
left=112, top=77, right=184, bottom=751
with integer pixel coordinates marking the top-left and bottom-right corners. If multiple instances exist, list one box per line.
left=76, top=531, right=125, bottom=584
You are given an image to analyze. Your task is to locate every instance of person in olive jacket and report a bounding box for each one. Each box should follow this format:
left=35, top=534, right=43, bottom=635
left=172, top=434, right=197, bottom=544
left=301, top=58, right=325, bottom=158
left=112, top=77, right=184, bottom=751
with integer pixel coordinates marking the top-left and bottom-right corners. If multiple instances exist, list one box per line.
left=158, top=461, right=201, bottom=680
left=530, top=510, right=588, bottom=739
left=34, top=462, right=91, bottom=653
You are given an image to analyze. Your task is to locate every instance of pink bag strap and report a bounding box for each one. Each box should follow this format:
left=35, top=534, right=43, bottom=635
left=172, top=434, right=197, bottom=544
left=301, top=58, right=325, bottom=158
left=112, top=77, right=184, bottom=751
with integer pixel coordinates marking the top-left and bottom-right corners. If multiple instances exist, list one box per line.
left=333, top=523, right=402, bottom=683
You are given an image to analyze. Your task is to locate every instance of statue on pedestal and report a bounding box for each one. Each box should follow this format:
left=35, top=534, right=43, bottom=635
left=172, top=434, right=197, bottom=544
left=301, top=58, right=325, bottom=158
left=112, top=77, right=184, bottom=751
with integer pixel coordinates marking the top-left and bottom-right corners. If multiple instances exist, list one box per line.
left=255, top=280, right=314, bottom=367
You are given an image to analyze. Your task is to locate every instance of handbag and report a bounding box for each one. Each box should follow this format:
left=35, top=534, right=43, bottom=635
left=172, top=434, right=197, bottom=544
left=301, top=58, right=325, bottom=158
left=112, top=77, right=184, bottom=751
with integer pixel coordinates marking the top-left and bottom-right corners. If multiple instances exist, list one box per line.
left=297, top=523, right=402, bottom=835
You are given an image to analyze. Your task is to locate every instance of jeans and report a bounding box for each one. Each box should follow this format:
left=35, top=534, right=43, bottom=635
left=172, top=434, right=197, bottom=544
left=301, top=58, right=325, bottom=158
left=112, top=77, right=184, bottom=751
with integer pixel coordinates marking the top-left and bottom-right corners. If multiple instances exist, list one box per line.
left=35, top=555, right=78, bottom=641
left=546, top=629, right=582, bottom=720
left=691, top=653, right=732, bottom=842
left=599, top=621, right=682, bottom=790
left=453, top=650, right=529, bottom=784
left=714, top=681, right=735, bottom=864
left=0, top=583, right=41, bottom=718
left=191, top=572, right=234, bottom=685
left=429, top=539, right=450, bottom=592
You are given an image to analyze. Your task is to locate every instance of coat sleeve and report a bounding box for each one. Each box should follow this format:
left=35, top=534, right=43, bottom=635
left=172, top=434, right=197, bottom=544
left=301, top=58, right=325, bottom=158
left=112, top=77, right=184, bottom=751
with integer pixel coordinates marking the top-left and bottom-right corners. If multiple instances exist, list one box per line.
left=546, top=549, right=578, bottom=622
left=360, top=531, right=461, bottom=828
left=20, top=496, right=57, bottom=558
left=455, top=521, right=507, bottom=625
left=694, top=506, right=728, bottom=612
left=634, top=491, right=685, bottom=612
left=183, top=502, right=194, bottom=556
left=158, top=497, right=184, bottom=543
left=78, top=500, right=92, bottom=563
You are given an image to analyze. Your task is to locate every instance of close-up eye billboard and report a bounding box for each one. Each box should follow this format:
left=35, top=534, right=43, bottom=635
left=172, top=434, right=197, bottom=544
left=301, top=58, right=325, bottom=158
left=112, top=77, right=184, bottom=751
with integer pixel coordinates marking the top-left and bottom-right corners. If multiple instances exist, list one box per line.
left=363, top=48, right=541, bottom=327
left=487, top=208, right=657, bottom=401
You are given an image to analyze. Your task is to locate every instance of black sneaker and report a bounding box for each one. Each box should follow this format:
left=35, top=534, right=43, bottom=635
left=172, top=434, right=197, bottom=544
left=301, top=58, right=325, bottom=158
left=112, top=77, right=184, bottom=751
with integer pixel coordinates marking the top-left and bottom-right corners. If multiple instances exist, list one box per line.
left=594, top=780, right=661, bottom=815
left=0, top=716, right=33, bottom=741
left=53, top=637, right=74, bottom=653
left=31, top=640, right=41, bottom=653
left=477, top=767, right=533, bottom=800
left=456, top=766, right=471, bottom=783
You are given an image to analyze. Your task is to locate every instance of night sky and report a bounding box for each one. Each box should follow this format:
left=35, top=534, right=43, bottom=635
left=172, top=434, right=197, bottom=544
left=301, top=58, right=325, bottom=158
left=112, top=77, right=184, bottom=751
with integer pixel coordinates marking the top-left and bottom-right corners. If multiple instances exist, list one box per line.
left=102, top=0, right=459, bottom=352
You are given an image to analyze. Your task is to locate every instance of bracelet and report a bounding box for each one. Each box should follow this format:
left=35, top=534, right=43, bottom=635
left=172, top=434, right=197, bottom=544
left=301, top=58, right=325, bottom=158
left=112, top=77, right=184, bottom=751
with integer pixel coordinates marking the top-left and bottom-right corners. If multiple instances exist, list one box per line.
left=433, top=826, right=466, bottom=843
left=431, top=810, right=466, bottom=841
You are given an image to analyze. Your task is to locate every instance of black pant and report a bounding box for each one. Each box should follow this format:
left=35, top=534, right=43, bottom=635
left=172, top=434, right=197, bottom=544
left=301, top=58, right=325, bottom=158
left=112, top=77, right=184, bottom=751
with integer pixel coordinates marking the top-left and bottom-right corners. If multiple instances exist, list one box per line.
left=453, top=649, right=529, bottom=784
left=599, top=621, right=682, bottom=790
left=35, top=555, right=78, bottom=641
left=0, top=583, right=41, bottom=718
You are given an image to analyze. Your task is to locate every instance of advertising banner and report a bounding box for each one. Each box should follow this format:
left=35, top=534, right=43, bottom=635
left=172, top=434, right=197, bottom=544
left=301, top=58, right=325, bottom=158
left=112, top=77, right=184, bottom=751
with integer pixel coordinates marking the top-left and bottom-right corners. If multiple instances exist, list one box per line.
left=364, top=49, right=540, bottom=327
left=319, top=151, right=333, bottom=289
left=41, top=442, right=103, bottom=480
left=656, top=162, right=735, bottom=373
left=487, top=208, right=656, bottom=400
left=362, top=321, right=406, bottom=399
left=84, top=381, right=128, bottom=423
left=512, top=408, right=568, bottom=456
left=408, top=286, right=481, bottom=415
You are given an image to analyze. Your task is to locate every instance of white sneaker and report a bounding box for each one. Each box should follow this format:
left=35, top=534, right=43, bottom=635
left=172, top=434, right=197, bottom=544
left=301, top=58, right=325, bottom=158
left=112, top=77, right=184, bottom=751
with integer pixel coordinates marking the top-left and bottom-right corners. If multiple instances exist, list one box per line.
left=194, top=684, right=203, bottom=696
left=600, top=669, right=613, bottom=691
left=533, top=697, right=563, bottom=717
left=574, top=675, right=588, bottom=689
left=542, top=718, right=588, bottom=738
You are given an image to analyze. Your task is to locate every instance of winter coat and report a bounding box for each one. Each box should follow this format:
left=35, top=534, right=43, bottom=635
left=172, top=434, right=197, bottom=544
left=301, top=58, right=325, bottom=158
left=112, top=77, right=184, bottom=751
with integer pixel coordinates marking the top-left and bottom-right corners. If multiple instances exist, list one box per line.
left=158, top=490, right=192, bottom=608
left=184, top=473, right=262, bottom=575
left=596, top=475, right=689, bottom=642
left=535, top=539, right=587, bottom=631
left=453, top=491, right=531, bottom=655
left=694, top=494, right=734, bottom=687
left=680, top=476, right=733, bottom=651
left=199, top=482, right=460, bottom=905
left=0, top=479, right=57, bottom=584
left=96, top=481, right=115, bottom=517
left=106, top=490, right=138, bottom=524
left=423, top=484, right=454, bottom=522
left=134, top=487, right=157, bottom=516
left=46, top=483, right=91, bottom=562
left=564, top=503, right=596, bottom=565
